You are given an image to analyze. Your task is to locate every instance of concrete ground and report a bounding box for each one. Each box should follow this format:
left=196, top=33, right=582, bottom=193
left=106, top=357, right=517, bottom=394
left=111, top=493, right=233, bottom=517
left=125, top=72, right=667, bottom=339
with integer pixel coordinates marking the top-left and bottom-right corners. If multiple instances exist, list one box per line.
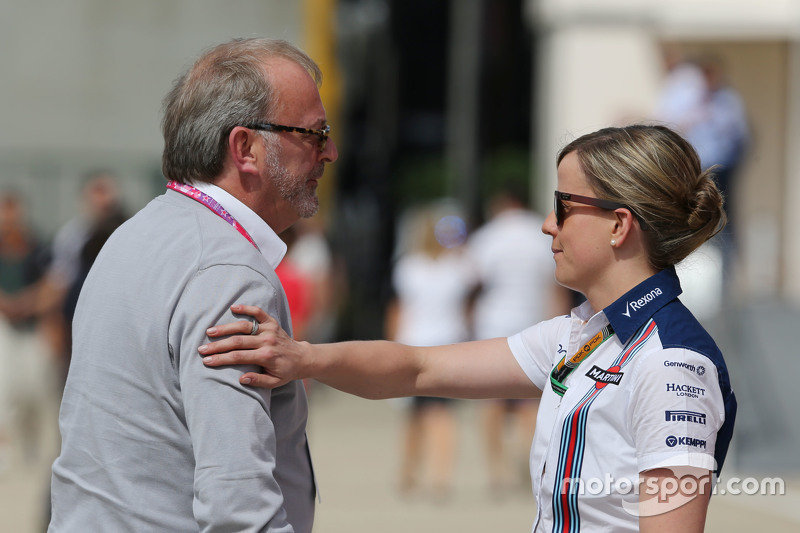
left=2, top=383, right=798, bottom=532
left=307, top=386, right=800, bottom=533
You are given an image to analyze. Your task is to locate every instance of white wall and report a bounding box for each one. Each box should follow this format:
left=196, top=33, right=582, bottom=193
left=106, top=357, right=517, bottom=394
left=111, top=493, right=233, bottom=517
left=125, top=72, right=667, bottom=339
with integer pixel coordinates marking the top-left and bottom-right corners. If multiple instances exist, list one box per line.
left=785, top=42, right=800, bottom=301
left=0, top=0, right=302, bottom=235
left=528, top=0, right=800, bottom=302
left=534, top=22, right=661, bottom=210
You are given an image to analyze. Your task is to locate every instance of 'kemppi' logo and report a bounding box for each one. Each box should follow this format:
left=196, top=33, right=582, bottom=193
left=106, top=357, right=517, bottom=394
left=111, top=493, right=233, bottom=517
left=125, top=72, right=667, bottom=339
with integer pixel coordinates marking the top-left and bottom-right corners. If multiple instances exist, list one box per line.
left=622, top=288, right=663, bottom=317
left=665, top=435, right=706, bottom=449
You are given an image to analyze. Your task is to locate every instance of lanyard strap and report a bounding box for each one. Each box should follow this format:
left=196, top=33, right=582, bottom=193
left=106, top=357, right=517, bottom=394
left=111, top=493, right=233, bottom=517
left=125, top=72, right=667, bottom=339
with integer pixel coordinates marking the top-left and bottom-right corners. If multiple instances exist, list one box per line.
left=550, top=324, right=615, bottom=397
left=167, top=181, right=259, bottom=250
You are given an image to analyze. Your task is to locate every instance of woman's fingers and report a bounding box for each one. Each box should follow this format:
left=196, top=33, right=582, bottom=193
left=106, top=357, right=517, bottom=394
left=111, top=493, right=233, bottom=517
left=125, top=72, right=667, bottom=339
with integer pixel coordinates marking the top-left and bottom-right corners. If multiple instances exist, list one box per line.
left=199, top=337, right=261, bottom=358
left=206, top=319, right=255, bottom=338
left=230, top=304, right=269, bottom=323
left=201, top=344, right=296, bottom=388
left=206, top=305, right=275, bottom=338
left=199, top=304, right=301, bottom=388
left=239, top=371, right=286, bottom=388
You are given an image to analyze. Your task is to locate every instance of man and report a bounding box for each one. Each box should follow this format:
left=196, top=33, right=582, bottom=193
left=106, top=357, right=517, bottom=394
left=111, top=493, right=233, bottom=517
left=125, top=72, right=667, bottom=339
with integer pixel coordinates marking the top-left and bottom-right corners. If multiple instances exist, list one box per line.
left=48, top=171, right=125, bottom=301
left=0, top=192, right=55, bottom=471
left=40, top=171, right=126, bottom=368
left=466, top=184, right=572, bottom=495
left=49, top=38, right=337, bottom=532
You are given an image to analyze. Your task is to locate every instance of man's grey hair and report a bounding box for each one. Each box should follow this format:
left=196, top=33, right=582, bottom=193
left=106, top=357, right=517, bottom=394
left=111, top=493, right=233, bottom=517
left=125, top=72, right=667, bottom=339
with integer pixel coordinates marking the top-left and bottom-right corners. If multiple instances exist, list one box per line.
left=161, top=38, right=322, bottom=185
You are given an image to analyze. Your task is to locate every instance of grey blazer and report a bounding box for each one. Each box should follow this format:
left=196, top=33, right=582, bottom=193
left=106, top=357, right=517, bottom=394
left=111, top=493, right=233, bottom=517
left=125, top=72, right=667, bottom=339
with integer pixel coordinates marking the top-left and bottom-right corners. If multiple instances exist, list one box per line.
left=50, top=190, right=315, bottom=532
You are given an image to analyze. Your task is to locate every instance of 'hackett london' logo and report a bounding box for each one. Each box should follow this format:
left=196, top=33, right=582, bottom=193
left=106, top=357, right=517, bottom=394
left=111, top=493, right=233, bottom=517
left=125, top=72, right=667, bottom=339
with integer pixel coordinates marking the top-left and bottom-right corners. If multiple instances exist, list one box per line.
left=622, top=287, right=663, bottom=317
left=666, top=383, right=706, bottom=398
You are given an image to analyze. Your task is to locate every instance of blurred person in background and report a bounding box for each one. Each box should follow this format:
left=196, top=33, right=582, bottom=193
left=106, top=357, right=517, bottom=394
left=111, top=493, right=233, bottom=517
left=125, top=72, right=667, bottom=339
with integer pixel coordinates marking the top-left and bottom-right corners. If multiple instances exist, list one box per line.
left=49, top=37, right=337, bottom=533
left=467, top=183, right=572, bottom=497
left=48, top=171, right=123, bottom=295
left=60, top=174, right=128, bottom=336
left=690, top=55, right=750, bottom=280
left=385, top=202, right=477, bottom=501
left=284, top=217, right=342, bottom=345
left=202, top=124, right=737, bottom=532
left=276, top=225, right=314, bottom=342
left=0, top=192, right=56, bottom=469
left=278, top=218, right=343, bottom=396
left=36, top=171, right=126, bottom=376
left=654, top=44, right=707, bottom=136
left=655, top=48, right=750, bottom=288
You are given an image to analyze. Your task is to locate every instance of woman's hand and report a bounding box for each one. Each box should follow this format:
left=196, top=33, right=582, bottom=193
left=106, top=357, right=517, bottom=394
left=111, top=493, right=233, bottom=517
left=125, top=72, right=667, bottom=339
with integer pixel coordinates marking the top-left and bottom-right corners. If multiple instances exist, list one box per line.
left=199, top=304, right=310, bottom=388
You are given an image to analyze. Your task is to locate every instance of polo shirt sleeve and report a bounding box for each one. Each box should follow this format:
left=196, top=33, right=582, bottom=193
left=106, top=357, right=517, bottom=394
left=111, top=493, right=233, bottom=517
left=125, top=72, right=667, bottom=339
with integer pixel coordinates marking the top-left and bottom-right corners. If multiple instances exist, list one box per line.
left=507, top=316, right=566, bottom=390
left=628, top=347, right=726, bottom=474
left=171, top=263, right=294, bottom=532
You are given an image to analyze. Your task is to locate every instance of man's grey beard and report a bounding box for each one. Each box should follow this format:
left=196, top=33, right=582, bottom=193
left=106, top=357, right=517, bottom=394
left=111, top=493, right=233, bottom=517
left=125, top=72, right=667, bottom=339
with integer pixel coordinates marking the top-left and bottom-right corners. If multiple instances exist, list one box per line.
left=264, top=135, right=321, bottom=218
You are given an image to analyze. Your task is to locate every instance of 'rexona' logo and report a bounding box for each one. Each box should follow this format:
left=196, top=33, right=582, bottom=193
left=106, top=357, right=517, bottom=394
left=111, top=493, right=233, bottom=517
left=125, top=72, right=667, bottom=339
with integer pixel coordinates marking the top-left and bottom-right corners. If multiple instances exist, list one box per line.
left=622, top=288, right=663, bottom=317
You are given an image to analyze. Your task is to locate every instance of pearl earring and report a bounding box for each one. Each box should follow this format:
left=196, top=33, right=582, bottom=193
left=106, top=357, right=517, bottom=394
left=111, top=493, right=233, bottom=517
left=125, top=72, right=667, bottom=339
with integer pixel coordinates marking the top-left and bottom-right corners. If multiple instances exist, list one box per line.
left=610, top=239, right=617, bottom=246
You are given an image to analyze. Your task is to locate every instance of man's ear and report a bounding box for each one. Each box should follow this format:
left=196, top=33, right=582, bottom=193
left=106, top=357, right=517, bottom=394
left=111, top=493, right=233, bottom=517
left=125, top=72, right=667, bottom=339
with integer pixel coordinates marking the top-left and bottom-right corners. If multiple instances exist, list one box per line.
left=228, top=126, right=260, bottom=175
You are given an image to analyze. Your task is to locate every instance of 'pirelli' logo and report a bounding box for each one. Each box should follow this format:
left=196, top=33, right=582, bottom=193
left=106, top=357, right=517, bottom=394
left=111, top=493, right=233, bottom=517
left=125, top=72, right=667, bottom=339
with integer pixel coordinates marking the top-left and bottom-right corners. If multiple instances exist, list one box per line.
left=665, top=410, right=707, bottom=425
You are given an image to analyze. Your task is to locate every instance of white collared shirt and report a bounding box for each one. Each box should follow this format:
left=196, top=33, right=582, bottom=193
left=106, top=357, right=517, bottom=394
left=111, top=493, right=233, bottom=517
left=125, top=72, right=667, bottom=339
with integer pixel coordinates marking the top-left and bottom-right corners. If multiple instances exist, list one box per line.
left=508, top=268, right=736, bottom=532
left=191, top=181, right=287, bottom=269
left=466, top=207, right=554, bottom=339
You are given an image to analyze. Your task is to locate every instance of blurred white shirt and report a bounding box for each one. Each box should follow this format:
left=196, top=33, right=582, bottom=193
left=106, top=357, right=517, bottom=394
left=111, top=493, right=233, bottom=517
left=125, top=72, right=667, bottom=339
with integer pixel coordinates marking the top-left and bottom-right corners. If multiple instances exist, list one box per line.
left=467, top=208, right=555, bottom=339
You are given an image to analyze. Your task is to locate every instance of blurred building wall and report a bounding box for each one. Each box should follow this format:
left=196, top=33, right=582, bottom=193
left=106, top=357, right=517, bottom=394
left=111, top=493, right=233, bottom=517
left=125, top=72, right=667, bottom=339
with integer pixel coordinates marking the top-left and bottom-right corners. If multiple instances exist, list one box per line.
left=0, top=0, right=302, bottom=237
left=528, top=0, right=800, bottom=303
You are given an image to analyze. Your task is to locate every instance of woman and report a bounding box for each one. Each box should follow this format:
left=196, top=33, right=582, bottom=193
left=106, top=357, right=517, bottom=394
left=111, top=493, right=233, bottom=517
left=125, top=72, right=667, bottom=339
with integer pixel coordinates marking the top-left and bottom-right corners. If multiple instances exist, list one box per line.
left=386, top=203, right=476, bottom=498
left=199, top=124, right=737, bottom=532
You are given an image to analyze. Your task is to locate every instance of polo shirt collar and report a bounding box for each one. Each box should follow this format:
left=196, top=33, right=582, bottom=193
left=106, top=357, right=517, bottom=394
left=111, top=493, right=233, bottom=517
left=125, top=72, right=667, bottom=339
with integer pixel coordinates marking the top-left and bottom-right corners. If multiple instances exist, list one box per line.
left=603, top=266, right=683, bottom=343
left=190, top=181, right=287, bottom=269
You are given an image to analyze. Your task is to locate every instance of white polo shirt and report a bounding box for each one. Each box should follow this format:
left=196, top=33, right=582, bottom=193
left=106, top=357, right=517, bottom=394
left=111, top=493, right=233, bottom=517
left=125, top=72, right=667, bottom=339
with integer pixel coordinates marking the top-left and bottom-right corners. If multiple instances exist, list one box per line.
left=467, top=208, right=554, bottom=339
left=391, top=251, right=477, bottom=346
left=508, top=267, right=736, bottom=532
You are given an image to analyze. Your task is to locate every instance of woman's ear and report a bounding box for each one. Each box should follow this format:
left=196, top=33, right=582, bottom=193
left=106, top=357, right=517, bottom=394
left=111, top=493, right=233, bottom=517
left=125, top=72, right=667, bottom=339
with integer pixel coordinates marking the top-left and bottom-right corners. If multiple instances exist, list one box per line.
left=610, top=208, right=637, bottom=247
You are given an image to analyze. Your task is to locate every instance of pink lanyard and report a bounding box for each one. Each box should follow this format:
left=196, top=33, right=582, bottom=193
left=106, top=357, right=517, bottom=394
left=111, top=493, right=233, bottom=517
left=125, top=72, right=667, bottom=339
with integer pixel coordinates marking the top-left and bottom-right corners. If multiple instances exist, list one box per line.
left=166, top=181, right=259, bottom=250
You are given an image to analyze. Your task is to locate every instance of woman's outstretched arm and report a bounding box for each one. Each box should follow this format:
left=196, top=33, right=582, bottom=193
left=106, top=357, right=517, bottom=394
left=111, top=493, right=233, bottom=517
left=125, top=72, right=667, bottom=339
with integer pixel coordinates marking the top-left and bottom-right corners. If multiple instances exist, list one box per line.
left=199, top=304, right=539, bottom=400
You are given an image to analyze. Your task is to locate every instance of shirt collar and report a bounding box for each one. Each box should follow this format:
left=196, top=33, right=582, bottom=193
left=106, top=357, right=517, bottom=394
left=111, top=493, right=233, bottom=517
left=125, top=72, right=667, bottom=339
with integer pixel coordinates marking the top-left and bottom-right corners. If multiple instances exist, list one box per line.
left=602, top=267, right=683, bottom=343
left=190, top=181, right=287, bottom=269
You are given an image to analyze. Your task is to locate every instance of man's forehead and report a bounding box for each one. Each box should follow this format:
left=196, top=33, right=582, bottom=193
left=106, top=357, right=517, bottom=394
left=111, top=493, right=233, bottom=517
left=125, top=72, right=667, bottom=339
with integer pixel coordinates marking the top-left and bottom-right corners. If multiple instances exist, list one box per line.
left=264, top=60, right=326, bottom=125
left=262, top=57, right=317, bottom=86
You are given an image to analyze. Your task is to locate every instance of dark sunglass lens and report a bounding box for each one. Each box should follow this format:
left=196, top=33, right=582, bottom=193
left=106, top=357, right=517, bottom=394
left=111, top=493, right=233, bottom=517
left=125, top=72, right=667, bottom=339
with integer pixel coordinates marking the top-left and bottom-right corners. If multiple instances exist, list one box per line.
left=554, top=195, right=564, bottom=226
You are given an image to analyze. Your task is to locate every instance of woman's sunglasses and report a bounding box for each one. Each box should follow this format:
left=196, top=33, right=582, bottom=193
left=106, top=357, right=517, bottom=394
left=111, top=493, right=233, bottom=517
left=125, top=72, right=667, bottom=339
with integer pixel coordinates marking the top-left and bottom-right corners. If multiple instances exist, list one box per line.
left=554, top=191, right=647, bottom=230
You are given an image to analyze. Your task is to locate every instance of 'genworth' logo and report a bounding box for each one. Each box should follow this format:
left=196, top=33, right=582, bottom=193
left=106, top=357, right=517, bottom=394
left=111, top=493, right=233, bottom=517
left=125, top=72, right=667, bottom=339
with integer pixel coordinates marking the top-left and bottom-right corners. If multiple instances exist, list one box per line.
left=622, top=287, right=663, bottom=317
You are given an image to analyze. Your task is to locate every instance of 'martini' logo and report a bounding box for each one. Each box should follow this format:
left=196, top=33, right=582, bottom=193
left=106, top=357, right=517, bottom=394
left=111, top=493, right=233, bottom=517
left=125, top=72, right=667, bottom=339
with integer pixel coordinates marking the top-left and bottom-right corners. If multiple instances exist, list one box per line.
left=585, top=365, right=624, bottom=389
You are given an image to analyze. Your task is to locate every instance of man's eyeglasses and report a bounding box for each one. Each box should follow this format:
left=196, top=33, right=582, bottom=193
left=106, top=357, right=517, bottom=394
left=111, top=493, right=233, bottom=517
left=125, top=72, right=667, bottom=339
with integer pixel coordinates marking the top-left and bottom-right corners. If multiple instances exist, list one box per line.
left=554, top=190, right=647, bottom=230
left=246, top=122, right=331, bottom=152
